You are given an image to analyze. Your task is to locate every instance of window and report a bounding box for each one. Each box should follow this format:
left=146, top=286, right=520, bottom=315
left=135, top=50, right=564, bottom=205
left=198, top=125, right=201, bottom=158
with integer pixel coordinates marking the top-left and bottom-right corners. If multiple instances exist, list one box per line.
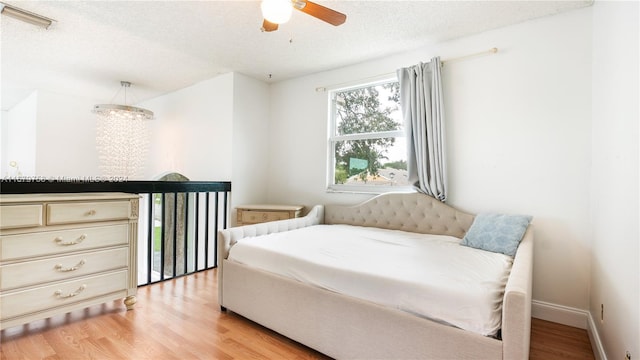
left=327, top=77, right=409, bottom=192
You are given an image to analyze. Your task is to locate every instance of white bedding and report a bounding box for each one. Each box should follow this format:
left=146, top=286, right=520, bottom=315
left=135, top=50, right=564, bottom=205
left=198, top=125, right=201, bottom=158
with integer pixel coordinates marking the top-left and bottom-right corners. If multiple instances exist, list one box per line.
left=227, top=224, right=513, bottom=336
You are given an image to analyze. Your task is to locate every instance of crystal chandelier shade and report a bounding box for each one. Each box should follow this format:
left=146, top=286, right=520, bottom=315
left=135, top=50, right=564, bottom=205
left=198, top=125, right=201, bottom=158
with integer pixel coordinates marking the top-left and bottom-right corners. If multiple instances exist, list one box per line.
left=93, top=81, right=152, bottom=179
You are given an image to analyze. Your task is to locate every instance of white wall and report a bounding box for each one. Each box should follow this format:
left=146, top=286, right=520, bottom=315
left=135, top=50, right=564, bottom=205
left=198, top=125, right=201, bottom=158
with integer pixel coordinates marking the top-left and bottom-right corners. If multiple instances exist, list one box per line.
left=230, top=73, right=270, bottom=213
left=3, top=91, right=38, bottom=177
left=141, top=73, right=235, bottom=181
left=0, top=110, right=7, bottom=176
left=36, top=90, right=100, bottom=178
left=1, top=90, right=102, bottom=179
left=268, top=8, right=594, bottom=311
left=590, top=1, right=639, bottom=359
left=444, top=10, right=593, bottom=311
left=140, top=72, right=270, bottom=224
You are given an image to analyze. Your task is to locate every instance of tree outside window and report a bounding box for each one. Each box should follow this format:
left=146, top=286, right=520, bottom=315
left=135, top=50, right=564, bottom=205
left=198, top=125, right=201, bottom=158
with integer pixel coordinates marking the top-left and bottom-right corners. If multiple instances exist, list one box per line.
left=328, top=78, right=409, bottom=192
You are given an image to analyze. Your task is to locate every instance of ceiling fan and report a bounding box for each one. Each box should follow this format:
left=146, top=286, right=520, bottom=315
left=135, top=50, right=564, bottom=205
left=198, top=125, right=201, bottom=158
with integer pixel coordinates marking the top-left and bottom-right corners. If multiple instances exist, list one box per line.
left=260, top=0, right=346, bottom=32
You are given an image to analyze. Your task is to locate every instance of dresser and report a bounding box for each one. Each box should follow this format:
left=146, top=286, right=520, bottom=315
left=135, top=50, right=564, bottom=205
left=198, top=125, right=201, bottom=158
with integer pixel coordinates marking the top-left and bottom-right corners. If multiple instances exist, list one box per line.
left=236, top=204, right=304, bottom=226
left=0, top=192, right=139, bottom=330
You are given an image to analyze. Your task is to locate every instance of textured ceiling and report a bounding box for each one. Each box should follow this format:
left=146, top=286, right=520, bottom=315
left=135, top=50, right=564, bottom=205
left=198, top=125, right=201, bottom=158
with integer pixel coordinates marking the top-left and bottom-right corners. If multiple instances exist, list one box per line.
left=1, top=0, right=592, bottom=111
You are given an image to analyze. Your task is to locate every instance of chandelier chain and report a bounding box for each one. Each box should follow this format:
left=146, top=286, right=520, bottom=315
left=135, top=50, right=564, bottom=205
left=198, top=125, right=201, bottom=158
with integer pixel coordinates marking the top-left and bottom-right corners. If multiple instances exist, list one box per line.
left=108, top=86, right=123, bottom=105
left=107, top=81, right=135, bottom=106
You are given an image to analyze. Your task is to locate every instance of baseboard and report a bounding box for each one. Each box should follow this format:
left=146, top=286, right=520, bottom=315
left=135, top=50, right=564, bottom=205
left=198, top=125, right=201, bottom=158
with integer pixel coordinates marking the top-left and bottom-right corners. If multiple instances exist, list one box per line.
left=531, top=300, right=607, bottom=360
left=586, top=312, right=608, bottom=360
left=532, top=300, right=589, bottom=329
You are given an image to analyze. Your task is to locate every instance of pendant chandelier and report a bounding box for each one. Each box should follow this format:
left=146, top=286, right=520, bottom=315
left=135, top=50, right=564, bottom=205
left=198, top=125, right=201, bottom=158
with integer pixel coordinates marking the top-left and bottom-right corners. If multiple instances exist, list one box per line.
left=93, top=81, right=153, bottom=179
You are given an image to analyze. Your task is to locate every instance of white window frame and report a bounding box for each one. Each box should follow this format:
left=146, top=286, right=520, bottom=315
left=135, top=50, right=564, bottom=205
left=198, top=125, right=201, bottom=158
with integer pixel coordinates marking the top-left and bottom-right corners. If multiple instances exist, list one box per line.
left=326, top=76, right=412, bottom=194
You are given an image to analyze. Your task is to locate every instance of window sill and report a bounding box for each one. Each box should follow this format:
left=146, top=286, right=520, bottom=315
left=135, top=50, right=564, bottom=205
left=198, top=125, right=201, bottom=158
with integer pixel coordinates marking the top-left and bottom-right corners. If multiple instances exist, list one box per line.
left=326, top=185, right=415, bottom=195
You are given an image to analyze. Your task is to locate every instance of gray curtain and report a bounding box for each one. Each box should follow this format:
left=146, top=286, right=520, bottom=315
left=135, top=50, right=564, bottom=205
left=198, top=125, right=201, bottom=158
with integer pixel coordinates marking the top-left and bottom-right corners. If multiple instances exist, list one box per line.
left=397, top=57, right=447, bottom=201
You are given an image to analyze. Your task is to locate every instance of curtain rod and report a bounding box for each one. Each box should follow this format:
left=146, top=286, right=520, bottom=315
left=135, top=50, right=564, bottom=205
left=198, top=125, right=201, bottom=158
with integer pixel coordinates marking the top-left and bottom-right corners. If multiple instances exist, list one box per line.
left=315, top=47, right=499, bottom=92
left=443, top=47, right=498, bottom=64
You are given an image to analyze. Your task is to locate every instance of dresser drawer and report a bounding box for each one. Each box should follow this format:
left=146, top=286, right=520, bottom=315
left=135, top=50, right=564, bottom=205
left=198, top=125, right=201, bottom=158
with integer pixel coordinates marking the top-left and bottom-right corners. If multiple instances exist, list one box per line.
left=1, top=224, right=129, bottom=261
left=0, top=204, right=43, bottom=229
left=1, top=247, right=128, bottom=291
left=47, top=201, right=131, bottom=225
left=240, top=210, right=292, bottom=224
left=0, top=270, right=128, bottom=320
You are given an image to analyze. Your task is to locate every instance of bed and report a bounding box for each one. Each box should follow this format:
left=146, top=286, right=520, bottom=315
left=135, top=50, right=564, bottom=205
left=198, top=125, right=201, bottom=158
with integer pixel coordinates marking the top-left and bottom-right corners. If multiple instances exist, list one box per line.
left=217, top=192, right=533, bottom=359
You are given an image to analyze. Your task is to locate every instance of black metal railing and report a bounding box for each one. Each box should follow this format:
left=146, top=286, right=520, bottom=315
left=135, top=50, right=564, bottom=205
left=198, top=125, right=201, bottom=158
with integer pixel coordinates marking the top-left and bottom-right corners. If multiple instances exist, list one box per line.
left=139, top=188, right=229, bottom=286
left=0, top=180, right=231, bottom=286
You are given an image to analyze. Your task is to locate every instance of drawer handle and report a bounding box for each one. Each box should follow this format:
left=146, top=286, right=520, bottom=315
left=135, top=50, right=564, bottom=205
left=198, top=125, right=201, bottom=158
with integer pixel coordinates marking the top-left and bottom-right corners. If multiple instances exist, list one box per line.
left=85, top=209, right=97, bottom=216
left=54, top=234, right=87, bottom=246
left=54, top=259, right=86, bottom=272
left=54, top=284, right=87, bottom=299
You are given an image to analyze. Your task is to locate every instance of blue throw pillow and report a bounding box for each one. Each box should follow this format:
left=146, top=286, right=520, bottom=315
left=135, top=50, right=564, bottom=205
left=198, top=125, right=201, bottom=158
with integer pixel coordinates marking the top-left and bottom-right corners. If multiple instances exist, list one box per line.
left=461, top=213, right=532, bottom=256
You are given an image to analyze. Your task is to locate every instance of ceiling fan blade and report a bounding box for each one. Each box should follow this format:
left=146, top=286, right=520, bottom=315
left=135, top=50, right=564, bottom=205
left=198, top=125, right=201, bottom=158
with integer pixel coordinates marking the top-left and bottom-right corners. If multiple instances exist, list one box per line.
left=261, top=19, right=279, bottom=32
left=294, top=0, right=346, bottom=26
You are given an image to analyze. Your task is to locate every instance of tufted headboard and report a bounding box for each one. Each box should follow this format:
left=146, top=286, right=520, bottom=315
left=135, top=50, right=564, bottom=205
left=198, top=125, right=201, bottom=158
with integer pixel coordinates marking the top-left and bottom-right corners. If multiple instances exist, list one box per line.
left=324, top=192, right=475, bottom=239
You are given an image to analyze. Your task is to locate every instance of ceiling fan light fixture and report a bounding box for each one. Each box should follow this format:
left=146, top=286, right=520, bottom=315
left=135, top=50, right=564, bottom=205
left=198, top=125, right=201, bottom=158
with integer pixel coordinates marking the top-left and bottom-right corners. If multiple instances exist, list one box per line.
left=261, top=0, right=292, bottom=24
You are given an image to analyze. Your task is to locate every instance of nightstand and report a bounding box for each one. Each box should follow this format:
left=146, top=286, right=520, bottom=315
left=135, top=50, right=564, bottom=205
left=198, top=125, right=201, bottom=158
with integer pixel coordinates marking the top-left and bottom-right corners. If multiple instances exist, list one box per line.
left=236, top=205, right=304, bottom=226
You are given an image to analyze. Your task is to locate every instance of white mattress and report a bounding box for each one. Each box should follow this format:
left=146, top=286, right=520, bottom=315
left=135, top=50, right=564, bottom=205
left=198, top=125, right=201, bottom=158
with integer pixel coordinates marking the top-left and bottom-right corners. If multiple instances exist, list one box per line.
left=227, top=224, right=513, bottom=336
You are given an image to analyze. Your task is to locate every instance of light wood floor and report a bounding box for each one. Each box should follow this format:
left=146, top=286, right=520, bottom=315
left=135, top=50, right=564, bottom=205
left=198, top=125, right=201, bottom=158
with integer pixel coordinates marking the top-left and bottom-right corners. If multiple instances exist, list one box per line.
left=1, top=269, right=595, bottom=360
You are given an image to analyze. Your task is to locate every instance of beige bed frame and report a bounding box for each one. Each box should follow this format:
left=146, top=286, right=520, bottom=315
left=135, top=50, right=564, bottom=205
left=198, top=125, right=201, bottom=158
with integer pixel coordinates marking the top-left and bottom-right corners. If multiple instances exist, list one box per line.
left=218, top=192, right=533, bottom=359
